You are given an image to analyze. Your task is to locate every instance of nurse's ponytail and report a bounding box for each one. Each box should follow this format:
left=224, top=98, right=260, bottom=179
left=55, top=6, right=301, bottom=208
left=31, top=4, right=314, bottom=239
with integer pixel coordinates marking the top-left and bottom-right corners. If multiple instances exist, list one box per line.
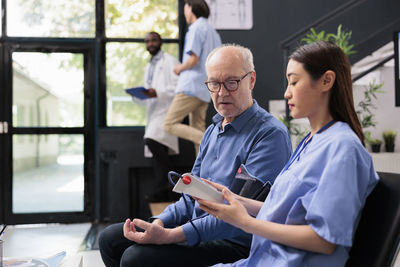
left=289, top=41, right=365, bottom=146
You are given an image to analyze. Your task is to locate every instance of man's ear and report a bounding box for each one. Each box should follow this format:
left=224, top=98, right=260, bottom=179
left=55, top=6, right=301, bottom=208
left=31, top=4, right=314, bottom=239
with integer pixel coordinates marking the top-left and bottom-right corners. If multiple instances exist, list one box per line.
left=249, top=71, right=256, bottom=90
left=321, top=70, right=336, bottom=92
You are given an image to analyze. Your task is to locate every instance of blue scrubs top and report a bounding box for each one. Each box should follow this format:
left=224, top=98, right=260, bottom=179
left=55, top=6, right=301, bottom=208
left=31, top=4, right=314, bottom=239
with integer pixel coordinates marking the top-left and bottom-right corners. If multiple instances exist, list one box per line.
left=214, top=121, right=379, bottom=267
left=175, top=17, right=221, bottom=103
left=155, top=101, right=292, bottom=247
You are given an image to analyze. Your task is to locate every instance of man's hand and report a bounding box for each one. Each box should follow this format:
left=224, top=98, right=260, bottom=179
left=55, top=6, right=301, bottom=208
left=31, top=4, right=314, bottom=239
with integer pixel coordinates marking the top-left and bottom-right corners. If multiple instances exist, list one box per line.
left=142, top=88, right=157, bottom=98
left=123, top=218, right=186, bottom=244
left=152, top=218, right=164, bottom=227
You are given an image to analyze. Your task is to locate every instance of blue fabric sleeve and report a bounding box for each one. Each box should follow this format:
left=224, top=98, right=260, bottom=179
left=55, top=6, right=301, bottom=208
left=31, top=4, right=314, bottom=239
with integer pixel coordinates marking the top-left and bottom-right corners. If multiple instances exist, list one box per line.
left=303, top=139, right=377, bottom=246
left=184, top=26, right=203, bottom=58
left=153, top=196, right=194, bottom=228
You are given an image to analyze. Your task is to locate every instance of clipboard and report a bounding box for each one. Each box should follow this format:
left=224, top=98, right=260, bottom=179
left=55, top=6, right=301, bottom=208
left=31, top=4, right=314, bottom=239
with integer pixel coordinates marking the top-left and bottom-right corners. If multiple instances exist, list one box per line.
left=125, top=86, right=149, bottom=100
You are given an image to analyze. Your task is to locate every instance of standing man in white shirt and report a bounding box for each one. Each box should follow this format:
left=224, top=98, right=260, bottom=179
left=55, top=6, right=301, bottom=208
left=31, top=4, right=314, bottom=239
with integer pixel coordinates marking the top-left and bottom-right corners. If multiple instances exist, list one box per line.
left=163, top=0, right=221, bottom=154
left=138, top=31, right=180, bottom=202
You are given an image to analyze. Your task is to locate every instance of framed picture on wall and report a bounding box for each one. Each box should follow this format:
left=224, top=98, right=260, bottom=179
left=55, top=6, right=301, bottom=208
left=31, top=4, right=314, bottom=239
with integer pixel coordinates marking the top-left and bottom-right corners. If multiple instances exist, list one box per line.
left=205, top=0, right=253, bottom=30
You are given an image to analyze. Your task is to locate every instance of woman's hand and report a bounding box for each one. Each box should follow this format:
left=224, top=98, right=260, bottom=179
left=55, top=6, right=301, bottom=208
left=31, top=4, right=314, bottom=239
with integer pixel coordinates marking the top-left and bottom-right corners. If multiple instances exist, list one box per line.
left=198, top=187, right=252, bottom=230
left=201, top=179, right=227, bottom=191
left=201, top=179, right=264, bottom=217
left=201, top=179, right=240, bottom=201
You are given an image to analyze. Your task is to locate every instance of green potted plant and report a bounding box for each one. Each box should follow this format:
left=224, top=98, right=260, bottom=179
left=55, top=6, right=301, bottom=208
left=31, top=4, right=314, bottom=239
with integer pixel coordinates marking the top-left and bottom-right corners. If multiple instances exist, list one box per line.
left=365, top=132, right=382, bottom=153
left=301, top=24, right=356, bottom=57
left=369, top=138, right=382, bottom=153
left=382, top=130, right=397, bottom=152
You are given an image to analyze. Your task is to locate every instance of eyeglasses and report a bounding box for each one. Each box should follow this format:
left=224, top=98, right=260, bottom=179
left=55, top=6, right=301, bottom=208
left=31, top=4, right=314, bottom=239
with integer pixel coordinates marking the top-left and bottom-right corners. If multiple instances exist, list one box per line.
left=205, top=72, right=252, bottom=92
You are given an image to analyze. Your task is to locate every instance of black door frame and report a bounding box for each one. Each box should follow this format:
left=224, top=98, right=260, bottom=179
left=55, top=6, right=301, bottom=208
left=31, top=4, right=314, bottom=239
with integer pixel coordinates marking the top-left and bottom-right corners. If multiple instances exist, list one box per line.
left=0, top=38, right=96, bottom=224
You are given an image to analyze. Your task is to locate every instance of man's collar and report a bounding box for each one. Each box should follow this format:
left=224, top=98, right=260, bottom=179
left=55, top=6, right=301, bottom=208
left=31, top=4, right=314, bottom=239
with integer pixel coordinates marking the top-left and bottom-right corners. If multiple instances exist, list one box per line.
left=212, top=100, right=259, bottom=132
left=150, top=50, right=163, bottom=62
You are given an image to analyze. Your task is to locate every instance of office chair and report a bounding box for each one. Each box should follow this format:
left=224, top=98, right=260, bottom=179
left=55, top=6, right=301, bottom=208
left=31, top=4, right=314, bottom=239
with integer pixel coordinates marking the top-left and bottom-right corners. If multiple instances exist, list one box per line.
left=346, top=172, right=400, bottom=267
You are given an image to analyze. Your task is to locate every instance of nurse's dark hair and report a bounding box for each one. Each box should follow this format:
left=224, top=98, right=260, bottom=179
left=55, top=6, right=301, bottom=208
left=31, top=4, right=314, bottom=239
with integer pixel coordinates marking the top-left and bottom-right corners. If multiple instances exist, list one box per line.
left=289, top=41, right=365, bottom=146
left=185, top=0, right=210, bottom=18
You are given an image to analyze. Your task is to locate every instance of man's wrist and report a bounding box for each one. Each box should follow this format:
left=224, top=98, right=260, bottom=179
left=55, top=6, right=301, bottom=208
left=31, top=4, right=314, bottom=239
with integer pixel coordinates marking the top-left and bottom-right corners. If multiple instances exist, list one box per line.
left=152, top=218, right=164, bottom=227
left=166, top=226, right=186, bottom=244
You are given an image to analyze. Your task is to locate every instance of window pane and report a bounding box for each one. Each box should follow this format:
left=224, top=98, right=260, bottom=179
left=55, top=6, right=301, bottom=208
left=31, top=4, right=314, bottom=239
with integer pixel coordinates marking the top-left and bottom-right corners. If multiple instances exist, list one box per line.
left=13, top=52, right=84, bottom=128
left=106, top=0, right=179, bottom=38
left=7, top=0, right=95, bottom=37
left=13, top=134, right=84, bottom=213
left=106, top=42, right=179, bottom=126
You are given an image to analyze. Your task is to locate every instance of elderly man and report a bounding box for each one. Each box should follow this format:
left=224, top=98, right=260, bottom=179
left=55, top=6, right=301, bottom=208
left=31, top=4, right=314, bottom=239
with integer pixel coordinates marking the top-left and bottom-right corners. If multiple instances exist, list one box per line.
left=99, top=44, right=292, bottom=267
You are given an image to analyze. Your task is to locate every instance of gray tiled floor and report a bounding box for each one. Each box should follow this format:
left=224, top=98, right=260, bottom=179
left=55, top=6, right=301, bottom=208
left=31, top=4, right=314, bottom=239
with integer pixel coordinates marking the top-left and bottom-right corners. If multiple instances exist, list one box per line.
left=1, top=223, right=104, bottom=267
left=1, top=222, right=399, bottom=266
left=2, top=194, right=399, bottom=265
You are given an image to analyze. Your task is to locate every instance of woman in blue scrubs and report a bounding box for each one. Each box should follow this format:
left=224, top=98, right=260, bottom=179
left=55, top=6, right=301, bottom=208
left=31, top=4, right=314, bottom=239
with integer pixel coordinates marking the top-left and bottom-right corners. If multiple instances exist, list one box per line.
left=198, top=41, right=379, bottom=267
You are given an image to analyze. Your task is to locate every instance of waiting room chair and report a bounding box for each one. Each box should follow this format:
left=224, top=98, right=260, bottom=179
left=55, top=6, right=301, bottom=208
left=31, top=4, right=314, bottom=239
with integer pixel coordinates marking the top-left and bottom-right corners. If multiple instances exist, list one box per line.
left=346, top=172, right=400, bottom=267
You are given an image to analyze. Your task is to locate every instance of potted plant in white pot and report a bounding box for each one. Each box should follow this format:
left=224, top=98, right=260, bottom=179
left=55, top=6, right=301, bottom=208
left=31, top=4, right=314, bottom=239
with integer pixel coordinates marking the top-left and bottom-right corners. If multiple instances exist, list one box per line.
left=382, top=130, right=397, bottom=152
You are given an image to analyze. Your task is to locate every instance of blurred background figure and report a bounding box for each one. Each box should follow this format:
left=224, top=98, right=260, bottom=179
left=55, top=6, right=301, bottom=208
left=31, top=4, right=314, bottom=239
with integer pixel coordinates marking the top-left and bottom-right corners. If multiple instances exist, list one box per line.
left=137, top=32, right=180, bottom=202
left=164, top=0, right=221, bottom=154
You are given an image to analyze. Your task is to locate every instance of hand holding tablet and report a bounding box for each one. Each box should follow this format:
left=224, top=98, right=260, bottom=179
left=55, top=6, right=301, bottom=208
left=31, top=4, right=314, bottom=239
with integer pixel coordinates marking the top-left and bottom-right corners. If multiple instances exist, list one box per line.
left=172, top=173, right=223, bottom=203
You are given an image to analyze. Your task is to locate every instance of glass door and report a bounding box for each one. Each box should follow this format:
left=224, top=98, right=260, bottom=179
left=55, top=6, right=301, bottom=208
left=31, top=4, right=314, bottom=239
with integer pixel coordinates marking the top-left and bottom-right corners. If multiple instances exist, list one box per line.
left=2, top=41, right=95, bottom=224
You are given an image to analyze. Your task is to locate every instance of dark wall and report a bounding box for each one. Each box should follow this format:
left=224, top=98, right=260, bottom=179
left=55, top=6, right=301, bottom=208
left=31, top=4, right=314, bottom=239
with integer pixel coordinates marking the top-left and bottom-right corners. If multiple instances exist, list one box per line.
left=97, top=128, right=195, bottom=222
left=215, top=0, right=400, bottom=113
left=96, top=0, right=400, bottom=222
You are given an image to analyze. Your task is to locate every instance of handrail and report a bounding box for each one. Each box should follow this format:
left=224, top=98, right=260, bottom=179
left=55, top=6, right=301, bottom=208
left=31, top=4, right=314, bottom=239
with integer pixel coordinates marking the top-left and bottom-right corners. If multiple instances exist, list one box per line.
left=280, top=0, right=364, bottom=48
left=352, top=54, right=394, bottom=82
left=281, top=0, right=365, bottom=120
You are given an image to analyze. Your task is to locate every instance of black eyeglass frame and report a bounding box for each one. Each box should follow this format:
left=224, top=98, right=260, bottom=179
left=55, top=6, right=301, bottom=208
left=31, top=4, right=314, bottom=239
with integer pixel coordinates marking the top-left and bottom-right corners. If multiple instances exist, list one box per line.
left=205, top=71, right=252, bottom=92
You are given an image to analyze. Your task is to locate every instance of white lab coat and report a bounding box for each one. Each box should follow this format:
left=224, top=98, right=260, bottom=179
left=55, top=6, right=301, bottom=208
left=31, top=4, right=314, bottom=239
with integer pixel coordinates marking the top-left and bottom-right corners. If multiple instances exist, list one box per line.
left=138, top=51, right=180, bottom=157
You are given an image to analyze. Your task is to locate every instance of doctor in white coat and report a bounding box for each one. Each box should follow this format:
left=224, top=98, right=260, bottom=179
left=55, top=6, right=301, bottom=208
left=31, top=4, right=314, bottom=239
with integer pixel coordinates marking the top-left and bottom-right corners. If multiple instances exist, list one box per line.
left=135, top=32, right=180, bottom=202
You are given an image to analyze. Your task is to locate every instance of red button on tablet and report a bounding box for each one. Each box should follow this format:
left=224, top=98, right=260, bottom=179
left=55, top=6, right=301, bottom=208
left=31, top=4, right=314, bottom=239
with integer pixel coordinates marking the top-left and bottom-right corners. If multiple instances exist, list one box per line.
left=182, top=175, right=191, bottom=185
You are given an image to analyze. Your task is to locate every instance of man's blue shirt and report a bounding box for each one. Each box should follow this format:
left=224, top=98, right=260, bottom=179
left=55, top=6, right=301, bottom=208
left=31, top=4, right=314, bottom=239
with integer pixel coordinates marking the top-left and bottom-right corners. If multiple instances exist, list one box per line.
left=155, top=101, right=292, bottom=247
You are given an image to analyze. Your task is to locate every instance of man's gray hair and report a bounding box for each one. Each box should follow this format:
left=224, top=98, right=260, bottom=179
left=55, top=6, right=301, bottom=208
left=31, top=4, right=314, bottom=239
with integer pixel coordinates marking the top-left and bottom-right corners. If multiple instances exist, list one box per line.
left=205, top=43, right=255, bottom=72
